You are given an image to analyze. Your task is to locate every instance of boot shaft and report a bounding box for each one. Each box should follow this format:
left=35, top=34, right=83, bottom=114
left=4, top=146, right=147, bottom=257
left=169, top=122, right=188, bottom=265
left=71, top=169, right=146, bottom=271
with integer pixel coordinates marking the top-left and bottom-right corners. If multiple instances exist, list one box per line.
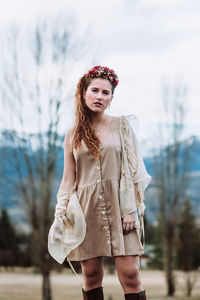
left=82, top=286, right=104, bottom=300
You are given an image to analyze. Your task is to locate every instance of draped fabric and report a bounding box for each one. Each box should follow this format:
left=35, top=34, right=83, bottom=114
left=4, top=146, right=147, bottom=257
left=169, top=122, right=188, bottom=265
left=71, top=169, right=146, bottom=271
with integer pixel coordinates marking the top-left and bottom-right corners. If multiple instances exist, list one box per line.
left=48, top=183, right=86, bottom=264
left=119, top=115, right=152, bottom=240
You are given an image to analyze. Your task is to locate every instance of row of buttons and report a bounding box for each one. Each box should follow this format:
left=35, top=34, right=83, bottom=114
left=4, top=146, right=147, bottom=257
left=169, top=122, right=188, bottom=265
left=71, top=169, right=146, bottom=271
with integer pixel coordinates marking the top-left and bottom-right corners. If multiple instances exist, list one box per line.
left=96, top=165, right=101, bottom=183
left=96, top=161, right=111, bottom=246
left=101, top=210, right=110, bottom=244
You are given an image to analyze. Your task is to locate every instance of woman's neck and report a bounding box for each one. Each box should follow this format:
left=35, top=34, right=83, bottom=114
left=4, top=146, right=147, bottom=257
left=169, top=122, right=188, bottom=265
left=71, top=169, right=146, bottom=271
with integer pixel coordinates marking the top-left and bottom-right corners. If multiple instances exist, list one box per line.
left=91, top=112, right=107, bottom=125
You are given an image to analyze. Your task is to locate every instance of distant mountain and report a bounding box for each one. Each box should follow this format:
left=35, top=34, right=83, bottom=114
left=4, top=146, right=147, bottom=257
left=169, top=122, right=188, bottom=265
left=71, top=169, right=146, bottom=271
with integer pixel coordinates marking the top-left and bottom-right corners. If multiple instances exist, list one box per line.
left=0, top=132, right=200, bottom=231
left=143, top=135, right=200, bottom=222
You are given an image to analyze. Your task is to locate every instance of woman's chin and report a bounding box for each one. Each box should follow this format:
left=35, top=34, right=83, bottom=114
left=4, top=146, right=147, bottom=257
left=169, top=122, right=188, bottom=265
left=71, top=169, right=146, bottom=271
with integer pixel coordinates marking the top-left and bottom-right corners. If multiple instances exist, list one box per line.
left=90, top=106, right=105, bottom=112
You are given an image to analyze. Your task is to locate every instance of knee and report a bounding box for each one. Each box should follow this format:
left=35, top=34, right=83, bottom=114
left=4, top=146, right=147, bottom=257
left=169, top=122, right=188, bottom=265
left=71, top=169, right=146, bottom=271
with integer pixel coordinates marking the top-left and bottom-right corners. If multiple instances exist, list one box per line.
left=120, top=265, right=140, bottom=286
left=83, top=267, right=103, bottom=286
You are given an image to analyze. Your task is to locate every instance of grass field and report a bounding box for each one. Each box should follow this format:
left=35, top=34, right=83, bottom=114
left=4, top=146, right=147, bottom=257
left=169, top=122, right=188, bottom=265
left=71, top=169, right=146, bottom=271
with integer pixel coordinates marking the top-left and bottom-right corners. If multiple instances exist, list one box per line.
left=0, top=268, right=199, bottom=300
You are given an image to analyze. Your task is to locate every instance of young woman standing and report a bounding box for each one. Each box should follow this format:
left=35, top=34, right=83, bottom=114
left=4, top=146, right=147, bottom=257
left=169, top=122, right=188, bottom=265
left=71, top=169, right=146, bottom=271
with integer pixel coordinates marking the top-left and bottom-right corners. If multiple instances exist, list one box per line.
left=48, top=65, right=151, bottom=300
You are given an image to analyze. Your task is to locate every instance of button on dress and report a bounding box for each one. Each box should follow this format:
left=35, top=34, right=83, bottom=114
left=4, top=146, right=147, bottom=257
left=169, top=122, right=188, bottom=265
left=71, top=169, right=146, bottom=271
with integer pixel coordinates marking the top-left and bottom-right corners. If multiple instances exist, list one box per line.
left=67, top=116, right=144, bottom=262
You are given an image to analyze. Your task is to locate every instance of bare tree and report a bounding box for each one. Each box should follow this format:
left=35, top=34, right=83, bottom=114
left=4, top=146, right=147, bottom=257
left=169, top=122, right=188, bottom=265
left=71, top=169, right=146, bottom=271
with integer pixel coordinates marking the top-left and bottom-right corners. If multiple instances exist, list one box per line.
left=154, top=77, right=191, bottom=296
left=0, top=17, right=95, bottom=300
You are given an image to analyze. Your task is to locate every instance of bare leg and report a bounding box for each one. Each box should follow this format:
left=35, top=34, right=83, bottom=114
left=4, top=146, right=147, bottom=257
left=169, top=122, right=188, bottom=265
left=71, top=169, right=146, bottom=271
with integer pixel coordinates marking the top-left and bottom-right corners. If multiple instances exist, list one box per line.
left=114, top=255, right=143, bottom=294
left=81, top=256, right=104, bottom=291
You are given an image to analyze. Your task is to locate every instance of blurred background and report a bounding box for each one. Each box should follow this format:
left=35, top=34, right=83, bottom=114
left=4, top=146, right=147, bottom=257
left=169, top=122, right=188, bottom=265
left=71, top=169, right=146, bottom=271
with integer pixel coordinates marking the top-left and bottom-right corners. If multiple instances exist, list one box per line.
left=0, top=0, right=200, bottom=299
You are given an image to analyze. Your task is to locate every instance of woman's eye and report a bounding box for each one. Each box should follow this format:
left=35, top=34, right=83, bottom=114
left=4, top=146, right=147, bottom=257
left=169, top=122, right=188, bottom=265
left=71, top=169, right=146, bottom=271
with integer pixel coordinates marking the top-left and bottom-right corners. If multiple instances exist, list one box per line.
left=91, top=89, right=109, bottom=95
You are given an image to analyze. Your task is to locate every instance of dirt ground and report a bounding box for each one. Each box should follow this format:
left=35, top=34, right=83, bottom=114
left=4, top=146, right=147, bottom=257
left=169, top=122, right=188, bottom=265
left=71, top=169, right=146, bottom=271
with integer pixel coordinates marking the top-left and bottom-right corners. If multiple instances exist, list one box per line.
left=0, top=269, right=199, bottom=300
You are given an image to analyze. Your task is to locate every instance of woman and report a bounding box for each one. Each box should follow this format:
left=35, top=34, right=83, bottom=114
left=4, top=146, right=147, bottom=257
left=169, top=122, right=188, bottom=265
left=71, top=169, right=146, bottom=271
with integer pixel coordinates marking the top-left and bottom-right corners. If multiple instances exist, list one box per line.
left=48, top=65, right=151, bottom=300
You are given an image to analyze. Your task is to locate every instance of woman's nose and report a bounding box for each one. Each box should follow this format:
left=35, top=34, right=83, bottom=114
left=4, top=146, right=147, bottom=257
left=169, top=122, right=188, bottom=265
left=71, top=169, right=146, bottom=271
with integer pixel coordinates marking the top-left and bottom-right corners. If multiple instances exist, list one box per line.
left=96, top=93, right=103, bottom=100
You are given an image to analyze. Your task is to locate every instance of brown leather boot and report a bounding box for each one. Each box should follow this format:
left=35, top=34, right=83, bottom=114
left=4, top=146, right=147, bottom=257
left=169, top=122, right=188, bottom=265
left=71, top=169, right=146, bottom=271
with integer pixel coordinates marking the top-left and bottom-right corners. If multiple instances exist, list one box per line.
left=124, top=290, right=147, bottom=300
left=82, top=286, right=104, bottom=300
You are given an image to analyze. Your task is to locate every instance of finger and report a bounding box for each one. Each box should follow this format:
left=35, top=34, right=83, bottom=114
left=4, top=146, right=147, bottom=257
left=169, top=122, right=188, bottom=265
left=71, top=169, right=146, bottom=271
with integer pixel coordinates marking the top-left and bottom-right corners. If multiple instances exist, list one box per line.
left=123, top=227, right=129, bottom=234
left=123, top=221, right=127, bottom=231
left=125, top=223, right=131, bottom=232
left=122, top=222, right=128, bottom=234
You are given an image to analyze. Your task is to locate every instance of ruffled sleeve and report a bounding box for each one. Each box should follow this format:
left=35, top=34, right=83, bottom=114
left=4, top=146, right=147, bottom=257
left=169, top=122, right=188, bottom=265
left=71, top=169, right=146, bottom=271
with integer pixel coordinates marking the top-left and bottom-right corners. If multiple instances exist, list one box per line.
left=48, top=182, right=86, bottom=264
left=125, top=115, right=152, bottom=216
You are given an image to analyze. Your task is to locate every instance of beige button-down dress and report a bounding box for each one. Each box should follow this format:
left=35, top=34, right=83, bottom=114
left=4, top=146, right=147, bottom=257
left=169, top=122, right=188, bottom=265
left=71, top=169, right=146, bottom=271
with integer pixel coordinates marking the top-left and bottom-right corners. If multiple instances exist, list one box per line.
left=67, top=116, right=143, bottom=262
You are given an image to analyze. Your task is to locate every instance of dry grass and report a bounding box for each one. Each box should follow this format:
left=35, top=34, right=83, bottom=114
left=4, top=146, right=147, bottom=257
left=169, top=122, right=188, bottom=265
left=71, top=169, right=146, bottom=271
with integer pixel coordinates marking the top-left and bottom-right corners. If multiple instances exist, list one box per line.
left=0, top=268, right=199, bottom=300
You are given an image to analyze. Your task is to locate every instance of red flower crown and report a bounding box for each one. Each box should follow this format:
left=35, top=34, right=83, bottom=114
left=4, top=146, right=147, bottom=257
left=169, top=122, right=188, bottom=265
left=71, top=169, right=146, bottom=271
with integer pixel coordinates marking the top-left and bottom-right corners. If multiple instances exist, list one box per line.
left=86, top=65, right=119, bottom=87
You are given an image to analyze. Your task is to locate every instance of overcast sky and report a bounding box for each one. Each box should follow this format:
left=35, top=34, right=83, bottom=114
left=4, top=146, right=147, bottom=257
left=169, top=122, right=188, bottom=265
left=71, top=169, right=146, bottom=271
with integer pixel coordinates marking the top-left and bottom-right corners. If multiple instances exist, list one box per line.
left=0, top=0, right=200, bottom=144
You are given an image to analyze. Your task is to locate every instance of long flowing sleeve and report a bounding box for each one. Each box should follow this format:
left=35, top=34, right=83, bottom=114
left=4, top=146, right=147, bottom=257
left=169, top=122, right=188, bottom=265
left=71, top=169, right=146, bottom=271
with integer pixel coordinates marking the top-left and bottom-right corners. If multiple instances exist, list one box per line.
left=48, top=128, right=87, bottom=264
left=119, top=115, right=138, bottom=218
left=126, top=115, right=152, bottom=217
left=48, top=182, right=86, bottom=264
left=119, top=114, right=152, bottom=242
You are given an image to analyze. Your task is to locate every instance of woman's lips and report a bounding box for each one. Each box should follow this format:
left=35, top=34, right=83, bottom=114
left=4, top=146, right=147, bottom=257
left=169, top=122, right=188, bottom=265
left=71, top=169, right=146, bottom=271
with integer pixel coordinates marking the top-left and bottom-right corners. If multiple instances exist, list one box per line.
left=94, top=102, right=102, bottom=106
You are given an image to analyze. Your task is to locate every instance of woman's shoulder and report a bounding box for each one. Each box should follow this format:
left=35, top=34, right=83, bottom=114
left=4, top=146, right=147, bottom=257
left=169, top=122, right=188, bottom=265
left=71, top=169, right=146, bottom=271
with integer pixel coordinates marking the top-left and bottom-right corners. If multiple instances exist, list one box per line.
left=64, top=127, right=75, bottom=146
left=108, top=113, right=138, bottom=121
left=108, top=114, right=120, bottom=121
left=107, top=114, right=120, bottom=130
left=107, top=114, right=138, bottom=133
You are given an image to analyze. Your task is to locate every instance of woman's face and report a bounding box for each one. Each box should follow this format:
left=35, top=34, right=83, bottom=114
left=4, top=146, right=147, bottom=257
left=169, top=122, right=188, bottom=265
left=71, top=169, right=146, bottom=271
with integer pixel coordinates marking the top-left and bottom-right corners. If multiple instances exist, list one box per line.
left=83, top=78, right=113, bottom=113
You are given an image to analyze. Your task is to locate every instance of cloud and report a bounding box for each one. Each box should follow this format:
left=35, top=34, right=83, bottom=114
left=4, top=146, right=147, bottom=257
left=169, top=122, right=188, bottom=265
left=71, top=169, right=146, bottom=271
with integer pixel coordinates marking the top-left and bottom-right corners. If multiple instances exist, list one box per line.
left=0, top=0, right=200, bottom=139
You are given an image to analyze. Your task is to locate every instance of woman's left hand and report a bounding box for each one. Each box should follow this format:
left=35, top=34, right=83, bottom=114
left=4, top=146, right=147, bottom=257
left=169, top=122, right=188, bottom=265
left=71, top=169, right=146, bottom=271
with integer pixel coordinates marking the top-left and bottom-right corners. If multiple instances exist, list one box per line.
left=122, top=213, right=136, bottom=234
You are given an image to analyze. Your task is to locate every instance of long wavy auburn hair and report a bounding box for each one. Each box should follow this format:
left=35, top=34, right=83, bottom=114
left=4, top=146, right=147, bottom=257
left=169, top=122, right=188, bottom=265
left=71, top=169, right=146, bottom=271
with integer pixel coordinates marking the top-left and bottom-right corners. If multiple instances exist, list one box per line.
left=70, top=70, right=117, bottom=160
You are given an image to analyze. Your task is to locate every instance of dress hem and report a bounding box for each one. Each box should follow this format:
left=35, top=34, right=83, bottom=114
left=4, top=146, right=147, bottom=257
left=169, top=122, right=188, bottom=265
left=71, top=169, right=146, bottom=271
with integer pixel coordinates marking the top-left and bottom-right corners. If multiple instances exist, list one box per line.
left=67, top=250, right=144, bottom=262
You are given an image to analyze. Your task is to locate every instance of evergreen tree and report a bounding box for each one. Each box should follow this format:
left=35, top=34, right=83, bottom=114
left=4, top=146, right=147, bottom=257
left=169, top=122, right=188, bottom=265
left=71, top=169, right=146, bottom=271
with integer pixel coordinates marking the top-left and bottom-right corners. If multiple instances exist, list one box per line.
left=0, top=208, right=19, bottom=267
left=147, top=216, right=164, bottom=270
left=0, top=208, right=32, bottom=267
left=143, top=215, right=154, bottom=244
left=177, top=197, right=200, bottom=296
